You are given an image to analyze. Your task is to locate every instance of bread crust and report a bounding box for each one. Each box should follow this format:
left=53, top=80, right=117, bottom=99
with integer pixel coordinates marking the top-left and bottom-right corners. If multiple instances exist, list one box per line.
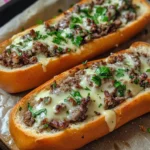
left=0, top=0, right=150, bottom=93
left=9, top=42, right=150, bottom=150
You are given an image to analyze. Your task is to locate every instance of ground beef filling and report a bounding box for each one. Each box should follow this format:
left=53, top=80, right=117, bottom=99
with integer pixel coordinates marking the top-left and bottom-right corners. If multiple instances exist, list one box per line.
left=0, top=0, right=137, bottom=68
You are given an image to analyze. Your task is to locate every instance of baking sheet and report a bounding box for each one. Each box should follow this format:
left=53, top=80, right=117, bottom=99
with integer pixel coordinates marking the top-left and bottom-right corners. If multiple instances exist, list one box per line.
left=0, top=0, right=150, bottom=150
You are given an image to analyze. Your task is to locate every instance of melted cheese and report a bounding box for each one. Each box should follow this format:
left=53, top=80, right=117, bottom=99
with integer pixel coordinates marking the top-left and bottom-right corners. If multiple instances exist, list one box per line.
left=26, top=52, right=150, bottom=133
left=102, top=110, right=116, bottom=132
left=33, top=86, right=117, bottom=132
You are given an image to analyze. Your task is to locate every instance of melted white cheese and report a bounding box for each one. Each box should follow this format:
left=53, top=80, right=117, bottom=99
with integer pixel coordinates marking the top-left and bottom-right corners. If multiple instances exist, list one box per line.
left=28, top=52, right=150, bottom=133
left=33, top=86, right=117, bottom=132
left=102, top=110, right=116, bottom=132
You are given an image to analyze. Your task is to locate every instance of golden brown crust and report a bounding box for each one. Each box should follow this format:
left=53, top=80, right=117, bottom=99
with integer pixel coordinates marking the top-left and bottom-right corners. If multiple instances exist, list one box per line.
left=1, top=0, right=150, bottom=93
left=10, top=42, right=150, bottom=150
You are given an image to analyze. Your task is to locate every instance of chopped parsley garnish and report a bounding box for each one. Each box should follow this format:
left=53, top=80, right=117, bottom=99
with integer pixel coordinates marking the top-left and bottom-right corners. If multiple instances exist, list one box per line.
left=34, top=31, right=43, bottom=40
left=52, top=82, right=57, bottom=89
left=70, top=90, right=82, bottom=105
left=91, top=65, right=112, bottom=85
left=70, top=16, right=82, bottom=29
left=146, top=69, right=150, bottom=72
left=47, top=31, right=57, bottom=36
left=44, top=124, right=49, bottom=128
left=92, top=14, right=99, bottom=24
left=98, top=103, right=102, bottom=108
left=66, top=33, right=74, bottom=39
left=41, top=35, right=48, bottom=40
left=93, top=7, right=107, bottom=24
left=114, top=80, right=126, bottom=97
left=80, top=8, right=92, bottom=18
left=96, top=7, right=107, bottom=15
left=66, top=110, right=69, bottom=114
left=71, top=16, right=82, bottom=24
left=72, top=36, right=83, bottom=47
left=33, top=109, right=47, bottom=117
left=101, top=16, right=108, bottom=22
left=64, top=98, right=68, bottom=102
left=115, top=68, right=125, bottom=78
left=70, top=24, right=78, bottom=29
left=28, top=103, right=34, bottom=114
left=10, top=44, right=15, bottom=48
left=52, top=31, right=67, bottom=44
left=7, top=49, right=11, bottom=54
left=129, top=75, right=134, bottom=79
left=84, top=87, right=91, bottom=91
left=58, top=47, right=63, bottom=52
left=24, top=37, right=32, bottom=43
left=82, top=60, right=88, bottom=65
left=96, top=66, right=112, bottom=79
left=147, top=128, right=150, bottom=133
left=92, top=75, right=101, bottom=86
left=53, top=36, right=66, bottom=44
left=28, top=103, right=47, bottom=118
left=36, top=19, right=44, bottom=25
left=67, top=48, right=71, bottom=52
left=134, top=78, right=139, bottom=84
left=129, top=8, right=136, bottom=13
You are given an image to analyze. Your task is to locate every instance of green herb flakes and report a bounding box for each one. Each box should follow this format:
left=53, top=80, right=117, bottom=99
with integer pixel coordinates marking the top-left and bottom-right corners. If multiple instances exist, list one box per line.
left=147, top=128, right=150, bottom=133
left=28, top=103, right=34, bottom=115
left=96, top=7, right=107, bottom=15
left=134, top=78, right=139, bottom=84
left=33, top=108, right=47, bottom=118
left=115, top=69, right=125, bottom=78
left=146, top=69, right=150, bottom=72
left=28, top=103, right=47, bottom=118
left=96, top=66, right=112, bottom=79
left=98, top=103, right=102, bottom=108
left=101, top=16, right=108, bottom=22
left=66, top=110, right=69, bottom=114
left=70, top=90, right=82, bottom=105
left=44, top=124, right=49, bottom=128
left=92, top=7, right=107, bottom=24
left=114, top=80, right=126, bottom=97
left=82, top=60, right=88, bottom=65
left=52, top=82, right=57, bottom=89
left=72, top=36, right=83, bottom=47
left=36, top=19, right=44, bottom=25
left=92, top=75, right=101, bottom=86
left=71, top=16, right=82, bottom=24
left=84, top=87, right=91, bottom=91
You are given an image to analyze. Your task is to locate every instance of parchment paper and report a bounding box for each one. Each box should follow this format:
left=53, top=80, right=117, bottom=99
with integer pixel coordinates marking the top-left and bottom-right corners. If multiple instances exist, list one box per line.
left=0, top=0, right=150, bottom=150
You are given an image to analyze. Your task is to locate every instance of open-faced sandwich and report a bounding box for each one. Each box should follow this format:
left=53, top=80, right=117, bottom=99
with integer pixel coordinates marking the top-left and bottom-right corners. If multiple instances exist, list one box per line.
left=10, top=42, right=150, bottom=150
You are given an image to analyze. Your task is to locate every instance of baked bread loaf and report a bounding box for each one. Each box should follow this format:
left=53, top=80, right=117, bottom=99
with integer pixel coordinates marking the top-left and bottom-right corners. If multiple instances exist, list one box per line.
left=10, top=42, right=150, bottom=150
left=0, top=0, right=150, bottom=93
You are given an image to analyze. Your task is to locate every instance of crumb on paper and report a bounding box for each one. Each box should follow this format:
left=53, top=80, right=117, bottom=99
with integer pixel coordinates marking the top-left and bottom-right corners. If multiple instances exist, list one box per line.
left=139, top=125, right=147, bottom=132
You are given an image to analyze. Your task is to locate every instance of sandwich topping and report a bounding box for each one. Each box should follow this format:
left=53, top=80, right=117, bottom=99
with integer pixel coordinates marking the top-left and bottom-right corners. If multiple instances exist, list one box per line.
left=0, top=0, right=138, bottom=68
left=20, top=50, right=150, bottom=133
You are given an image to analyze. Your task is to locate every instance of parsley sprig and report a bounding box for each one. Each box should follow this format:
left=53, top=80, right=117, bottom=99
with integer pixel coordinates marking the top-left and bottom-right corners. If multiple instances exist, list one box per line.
left=28, top=103, right=47, bottom=118
left=114, top=80, right=126, bottom=97
left=70, top=90, right=82, bottom=105
left=91, top=66, right=112, bottom=86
